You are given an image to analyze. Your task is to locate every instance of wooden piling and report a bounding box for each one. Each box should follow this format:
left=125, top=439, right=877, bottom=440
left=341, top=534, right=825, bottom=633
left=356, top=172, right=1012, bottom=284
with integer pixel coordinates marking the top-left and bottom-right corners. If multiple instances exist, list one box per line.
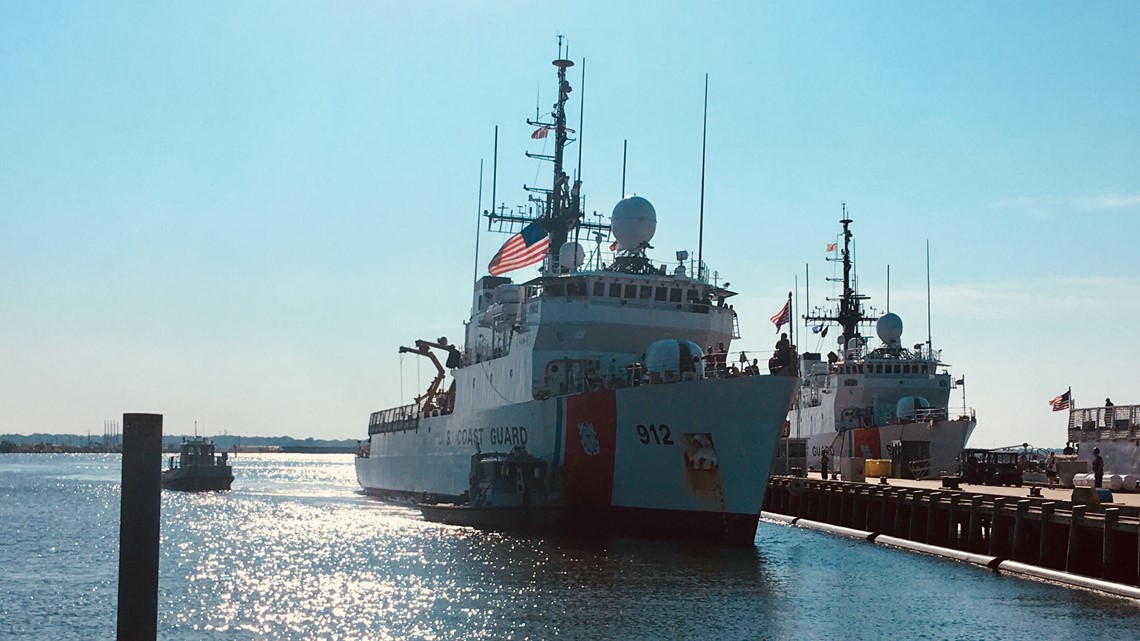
left=926, top=492, right=941, bottom=545
left=947, top=494, right=961, bottom=548
left=116, top=413, right=163, bottom=641
left=1066, top=504, right=1086, bottom=574
left=989, top=498, right=1007, bottom=557
left=1103, top=507, right=1120, bottom=582
left=1039, top=502, right=1055, bottom=568
left=968, top=495, right=983, bottom=552
left=1013, top=500, right=1029, bottom=562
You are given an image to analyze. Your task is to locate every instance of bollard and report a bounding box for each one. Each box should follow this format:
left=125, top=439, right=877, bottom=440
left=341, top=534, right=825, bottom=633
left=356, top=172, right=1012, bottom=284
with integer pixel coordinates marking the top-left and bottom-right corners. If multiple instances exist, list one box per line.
left=1102, top=508, right=1120, bottom=582
left=1066, top=505, right=1086, bottom=574
left=1039, top=502, right=1055, bottom=568
left=117, top=413, right=163, bottom=641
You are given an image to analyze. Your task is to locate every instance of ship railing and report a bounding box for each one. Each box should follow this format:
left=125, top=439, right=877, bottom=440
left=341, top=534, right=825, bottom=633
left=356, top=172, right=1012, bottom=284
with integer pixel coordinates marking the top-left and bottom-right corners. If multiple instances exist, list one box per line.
left=912, top=407, right=948, bottom=422
left=368, top=404, right=420, bottom=435
left=1068, top=404, right=1139, bottom=438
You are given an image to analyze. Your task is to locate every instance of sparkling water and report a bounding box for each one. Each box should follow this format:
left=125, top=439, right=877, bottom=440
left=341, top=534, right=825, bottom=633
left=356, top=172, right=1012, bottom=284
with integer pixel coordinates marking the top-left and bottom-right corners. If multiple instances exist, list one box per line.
left=2, top=453, right=1138, bottom=640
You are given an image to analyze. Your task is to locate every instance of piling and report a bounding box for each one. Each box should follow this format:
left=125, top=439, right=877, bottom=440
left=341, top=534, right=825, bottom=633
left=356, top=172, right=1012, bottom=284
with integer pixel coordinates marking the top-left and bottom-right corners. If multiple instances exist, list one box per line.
left=116, top=413, right=163, bottom=641
left=1066, top=505, right=1086, bottom=574
left=1103, top=508, right=1120, bottom=582
left=763, top=476, right=1140, bottom=592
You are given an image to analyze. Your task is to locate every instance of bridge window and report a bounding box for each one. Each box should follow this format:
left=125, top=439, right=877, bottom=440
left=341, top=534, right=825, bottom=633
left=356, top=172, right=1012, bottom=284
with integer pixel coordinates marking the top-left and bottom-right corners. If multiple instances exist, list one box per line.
left=609, top=283, right=622, bottom=298
left=670, top=288, right=682, bottom=303
left=903, top=364, right=911, bottom=374
left=624, top=284, right=637, bottom=299
left=640, top=286, right=653, bottom=300
left=593, top=282, right=604, bottom=297
left=875, top=364, right=883, bottom=374
left=844, top=378, right=858, bottom=386
left=655, top=287, right=668, bottom=301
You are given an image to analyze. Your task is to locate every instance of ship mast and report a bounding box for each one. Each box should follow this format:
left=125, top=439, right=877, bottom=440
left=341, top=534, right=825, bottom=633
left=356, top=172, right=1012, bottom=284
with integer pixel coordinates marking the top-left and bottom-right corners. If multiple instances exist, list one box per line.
left=805, top=208, right=870, bottom=351
left=485, top=39, right=608, bottom=270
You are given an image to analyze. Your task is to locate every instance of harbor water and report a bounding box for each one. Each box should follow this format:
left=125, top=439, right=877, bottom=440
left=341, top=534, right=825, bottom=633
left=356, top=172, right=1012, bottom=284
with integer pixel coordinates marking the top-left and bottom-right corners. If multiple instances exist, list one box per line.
left=2, top=453, right=1139, bottom=640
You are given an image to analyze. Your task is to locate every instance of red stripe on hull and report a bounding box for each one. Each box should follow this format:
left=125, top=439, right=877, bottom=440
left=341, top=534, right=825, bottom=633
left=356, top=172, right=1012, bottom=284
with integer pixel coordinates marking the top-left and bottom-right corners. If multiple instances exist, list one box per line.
left=563, top=390, right=617, bottom=507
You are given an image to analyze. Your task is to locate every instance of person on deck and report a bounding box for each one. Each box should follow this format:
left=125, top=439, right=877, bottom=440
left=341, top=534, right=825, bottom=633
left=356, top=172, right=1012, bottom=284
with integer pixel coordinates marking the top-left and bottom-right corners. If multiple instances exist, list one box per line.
left=1092, top=447, right=1104, bottom=488
left=1045, top=452, right=1058, bottom=487
left=820, top=450, right=830, bottom=479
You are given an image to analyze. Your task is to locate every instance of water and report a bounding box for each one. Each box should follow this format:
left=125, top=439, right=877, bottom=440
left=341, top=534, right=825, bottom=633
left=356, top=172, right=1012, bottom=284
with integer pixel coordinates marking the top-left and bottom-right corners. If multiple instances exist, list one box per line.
left=2, top=453, right=1139, bottom=640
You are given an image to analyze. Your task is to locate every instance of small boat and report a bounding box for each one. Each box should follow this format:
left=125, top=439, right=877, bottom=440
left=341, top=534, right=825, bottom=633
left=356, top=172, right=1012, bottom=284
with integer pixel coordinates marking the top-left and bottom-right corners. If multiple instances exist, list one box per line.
left=418, top=447, right=562, bottom=530
left=162, top=437, right=234, bottom=491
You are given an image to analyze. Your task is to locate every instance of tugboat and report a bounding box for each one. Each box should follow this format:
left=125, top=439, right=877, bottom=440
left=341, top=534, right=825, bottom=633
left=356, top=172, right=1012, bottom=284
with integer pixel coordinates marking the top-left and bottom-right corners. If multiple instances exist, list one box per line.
left=418, top=446, right=562, bottom=530
left=354, top=44, right=798, bottom=544
left=162, top=437, right=234, bottom=492
left=777, top=215, right=976, bottom=479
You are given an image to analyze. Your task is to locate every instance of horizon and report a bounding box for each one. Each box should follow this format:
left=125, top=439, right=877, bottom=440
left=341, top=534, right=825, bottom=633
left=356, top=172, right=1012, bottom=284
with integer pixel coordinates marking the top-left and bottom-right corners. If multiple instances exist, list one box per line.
left=2, top=3, right=1138, bottom=448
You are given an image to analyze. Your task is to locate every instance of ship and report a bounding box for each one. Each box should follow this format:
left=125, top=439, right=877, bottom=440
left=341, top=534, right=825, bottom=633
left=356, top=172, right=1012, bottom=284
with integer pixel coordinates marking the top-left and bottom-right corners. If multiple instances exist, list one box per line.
left=355, top=50, right=798, bottom=544
left=775, top=216, right=977, bottom=479
left=1063, top=396, right=1140, bottom=478
left=162, top=436, right=234, bottom=492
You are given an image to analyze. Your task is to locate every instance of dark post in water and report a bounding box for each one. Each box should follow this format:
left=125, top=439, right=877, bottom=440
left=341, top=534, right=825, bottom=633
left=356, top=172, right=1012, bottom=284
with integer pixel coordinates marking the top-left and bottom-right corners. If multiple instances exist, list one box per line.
left=117, top=413, right=163, bottom=641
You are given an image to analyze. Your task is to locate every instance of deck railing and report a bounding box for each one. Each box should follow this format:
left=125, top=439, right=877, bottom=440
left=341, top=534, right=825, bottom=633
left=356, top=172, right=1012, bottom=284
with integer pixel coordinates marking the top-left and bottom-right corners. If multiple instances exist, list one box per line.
left=368, top=404, right=420, bottom=435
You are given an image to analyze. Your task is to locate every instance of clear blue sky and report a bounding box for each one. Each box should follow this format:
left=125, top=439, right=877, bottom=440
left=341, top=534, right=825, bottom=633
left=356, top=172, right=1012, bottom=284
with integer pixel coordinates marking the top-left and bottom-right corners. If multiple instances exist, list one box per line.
left=2, top=2, right=1137, bottom=447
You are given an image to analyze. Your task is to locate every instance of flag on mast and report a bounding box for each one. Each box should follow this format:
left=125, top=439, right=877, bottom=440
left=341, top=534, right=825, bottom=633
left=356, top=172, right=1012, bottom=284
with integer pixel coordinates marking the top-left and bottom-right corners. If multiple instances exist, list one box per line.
left=1049, top=390, right=1071, bottom=412
left=488, top=222, right=549, bottom=276
left=826, top=242, right=837, bottom=252
left=531, top=127, right=550, bottom=139
left=770, top=299, right=792, bottom=331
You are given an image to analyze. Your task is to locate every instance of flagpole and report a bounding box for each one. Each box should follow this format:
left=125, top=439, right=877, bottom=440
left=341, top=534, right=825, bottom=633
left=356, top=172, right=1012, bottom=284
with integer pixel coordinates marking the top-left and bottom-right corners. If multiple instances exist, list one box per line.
left=793, top=277, right=798, bottom=357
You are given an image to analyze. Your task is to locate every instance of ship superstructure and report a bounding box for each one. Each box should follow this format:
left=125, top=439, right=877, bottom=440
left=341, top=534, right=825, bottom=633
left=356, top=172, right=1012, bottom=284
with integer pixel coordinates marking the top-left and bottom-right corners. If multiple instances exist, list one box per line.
left=778, top=217, right=976, bottom=478
left=355, top=50, right=797, bottom=543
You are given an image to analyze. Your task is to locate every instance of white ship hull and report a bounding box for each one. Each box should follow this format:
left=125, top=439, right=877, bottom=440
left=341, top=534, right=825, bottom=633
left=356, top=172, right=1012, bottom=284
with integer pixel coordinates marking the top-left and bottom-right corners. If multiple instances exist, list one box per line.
left=794, top=417, right=977, bottom=477
left=357, top=375, right=796, bottom=542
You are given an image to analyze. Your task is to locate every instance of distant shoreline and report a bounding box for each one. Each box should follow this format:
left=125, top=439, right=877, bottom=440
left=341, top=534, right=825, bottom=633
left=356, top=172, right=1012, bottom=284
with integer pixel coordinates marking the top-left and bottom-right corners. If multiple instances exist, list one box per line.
left=1, top=433, right=360, bottom=455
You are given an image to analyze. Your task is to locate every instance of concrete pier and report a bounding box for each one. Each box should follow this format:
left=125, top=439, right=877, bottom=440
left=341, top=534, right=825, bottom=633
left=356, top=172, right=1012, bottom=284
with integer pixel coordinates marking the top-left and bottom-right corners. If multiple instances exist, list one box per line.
left=763, top=475, right=1140, bottom=589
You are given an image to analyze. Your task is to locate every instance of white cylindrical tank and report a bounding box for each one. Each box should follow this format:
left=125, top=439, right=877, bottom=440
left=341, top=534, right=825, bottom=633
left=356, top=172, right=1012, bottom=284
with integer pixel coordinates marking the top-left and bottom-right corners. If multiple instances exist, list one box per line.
left=1121, top=474, right=1139, bottom=492
left=1072, top=473, right=1094, bottom=488
left=1104, top=474, right=1124, bottom=491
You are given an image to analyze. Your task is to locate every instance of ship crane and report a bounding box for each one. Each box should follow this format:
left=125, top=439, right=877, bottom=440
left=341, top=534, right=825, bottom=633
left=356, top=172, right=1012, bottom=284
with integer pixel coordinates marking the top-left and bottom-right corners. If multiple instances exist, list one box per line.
left=399, top=338, right=461, bottom=415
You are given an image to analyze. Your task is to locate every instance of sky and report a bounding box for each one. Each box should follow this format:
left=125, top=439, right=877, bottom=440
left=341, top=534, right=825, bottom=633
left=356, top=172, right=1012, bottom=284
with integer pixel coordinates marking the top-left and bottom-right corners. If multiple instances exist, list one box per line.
left=1, top=2, right=1138, bottom=447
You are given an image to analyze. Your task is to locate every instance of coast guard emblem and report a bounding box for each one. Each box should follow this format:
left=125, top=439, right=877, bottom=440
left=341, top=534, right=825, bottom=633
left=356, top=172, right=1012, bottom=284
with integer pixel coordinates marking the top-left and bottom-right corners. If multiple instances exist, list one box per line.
left=578, top=423, right=601, bottom=456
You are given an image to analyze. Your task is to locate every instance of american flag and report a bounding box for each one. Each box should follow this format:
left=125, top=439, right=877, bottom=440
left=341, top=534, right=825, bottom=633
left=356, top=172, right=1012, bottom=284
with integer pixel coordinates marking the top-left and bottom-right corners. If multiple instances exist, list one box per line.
left=1050, top=390, right=1071, bottom=412
left=531, top=127, right=550, bottom=139
left=488, top=222, right=549, bottom=276
left=826, top=242, right=837, bottom=252
left=770, top=300, right=791, bottom=331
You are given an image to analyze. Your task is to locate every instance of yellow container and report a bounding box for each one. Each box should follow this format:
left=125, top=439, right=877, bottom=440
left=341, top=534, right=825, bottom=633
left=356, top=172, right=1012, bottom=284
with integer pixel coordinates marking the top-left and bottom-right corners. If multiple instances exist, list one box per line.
left=865, top=459, right=892, bottom=478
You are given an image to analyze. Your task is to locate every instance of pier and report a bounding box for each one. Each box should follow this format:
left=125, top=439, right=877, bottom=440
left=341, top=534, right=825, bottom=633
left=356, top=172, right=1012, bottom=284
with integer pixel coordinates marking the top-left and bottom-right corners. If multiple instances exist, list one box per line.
left=762, top=475, right=1140, bottom=596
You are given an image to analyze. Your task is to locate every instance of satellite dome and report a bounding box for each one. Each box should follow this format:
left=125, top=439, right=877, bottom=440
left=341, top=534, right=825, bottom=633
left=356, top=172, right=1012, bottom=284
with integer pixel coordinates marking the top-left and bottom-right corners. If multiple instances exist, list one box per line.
left=877, top=313, right=904, bottom=345
left=610, top=196, right=657, bottom=251
left=644, top=339, right=704, bottom=383
left=558, top=241, right=585, bottom=270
